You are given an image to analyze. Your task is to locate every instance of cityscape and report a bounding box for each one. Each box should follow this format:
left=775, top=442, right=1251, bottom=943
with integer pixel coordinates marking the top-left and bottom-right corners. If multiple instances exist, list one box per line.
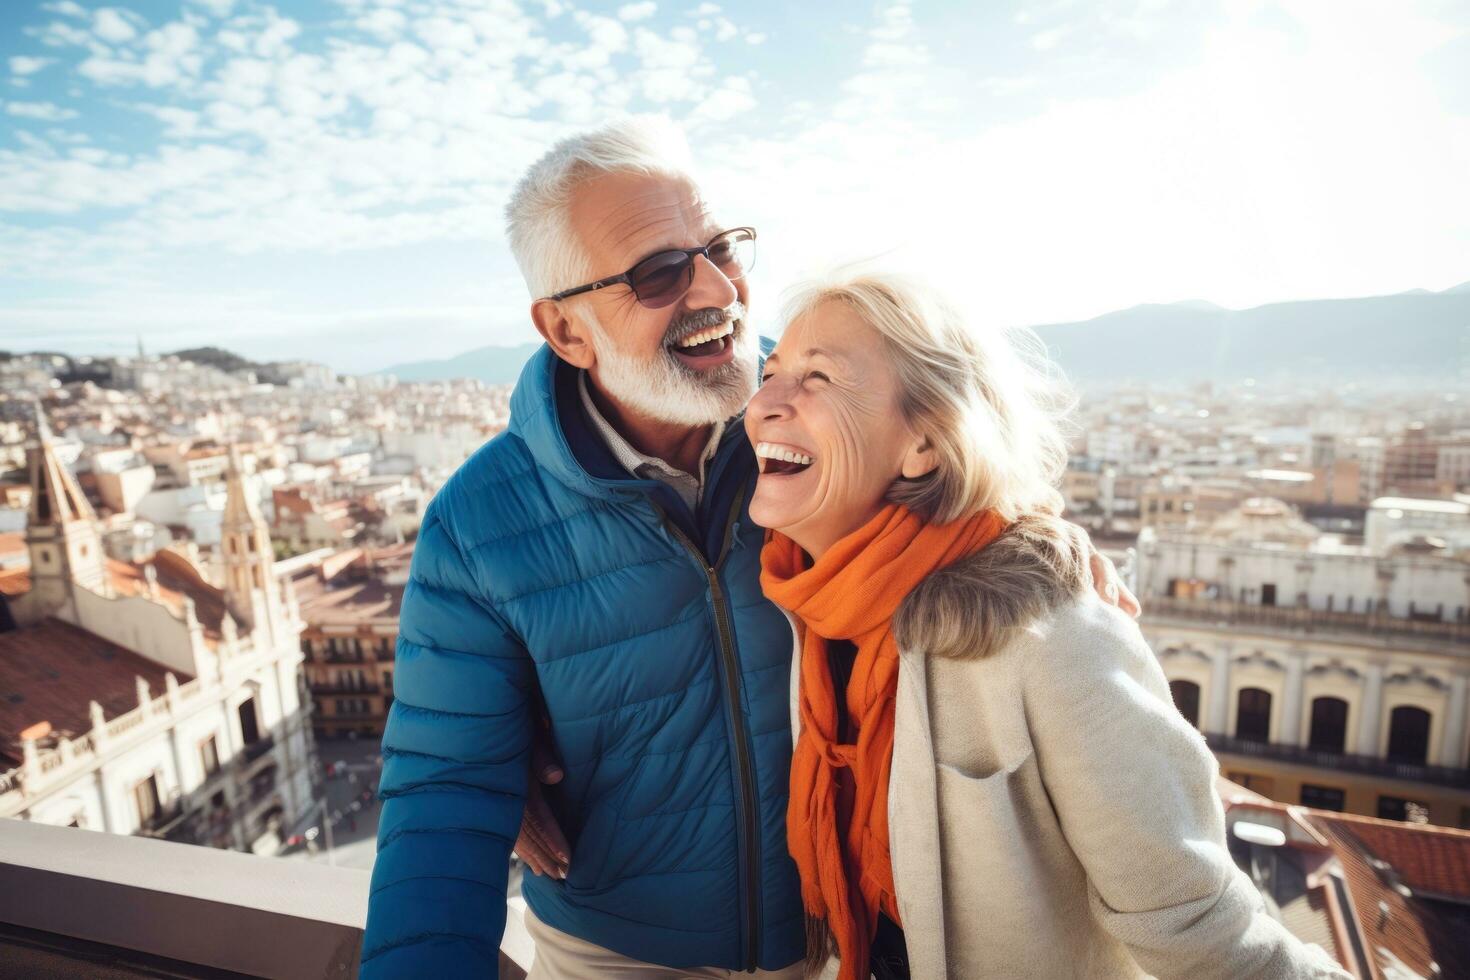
left=0, top=337, right=1467, bottom=976
left=1, top=0, right=1468, bottom=974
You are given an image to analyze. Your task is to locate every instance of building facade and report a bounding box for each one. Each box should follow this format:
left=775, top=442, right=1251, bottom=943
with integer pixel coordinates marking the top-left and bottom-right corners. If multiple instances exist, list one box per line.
left=1134, top=503, right=1470, bottom=828
left=0, top=424, right=318, bottom=854
left=286, top=544, right=408, bottom=739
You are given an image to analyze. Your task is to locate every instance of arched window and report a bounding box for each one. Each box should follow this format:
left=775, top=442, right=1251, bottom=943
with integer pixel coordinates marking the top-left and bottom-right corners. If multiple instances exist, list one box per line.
left=1308, top=697, right=1348, bottom=754
left=1236, top=688, right=1272, bottom=742
left=1386, top=706, right=1431, bottom=764
left=1169, top=680, right=1201, bottom=729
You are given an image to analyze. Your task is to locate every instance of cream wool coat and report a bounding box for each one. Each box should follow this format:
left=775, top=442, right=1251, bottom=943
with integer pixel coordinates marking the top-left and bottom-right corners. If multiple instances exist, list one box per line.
left=784, top=520, right=1349, bottom=980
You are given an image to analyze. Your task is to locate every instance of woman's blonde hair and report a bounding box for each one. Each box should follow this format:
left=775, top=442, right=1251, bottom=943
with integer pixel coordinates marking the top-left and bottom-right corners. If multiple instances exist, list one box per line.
left=779, top=271, right=1074, bottom=524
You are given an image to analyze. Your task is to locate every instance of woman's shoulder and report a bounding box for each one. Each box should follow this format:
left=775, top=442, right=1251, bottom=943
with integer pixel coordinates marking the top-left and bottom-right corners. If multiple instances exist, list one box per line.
left=894, top=511, right=1093, bottom=661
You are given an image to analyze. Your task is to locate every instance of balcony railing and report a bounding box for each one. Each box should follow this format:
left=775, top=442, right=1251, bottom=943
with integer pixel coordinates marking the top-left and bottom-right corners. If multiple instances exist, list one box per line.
left=137, top=799, right=185, bottom=838
left=312, top=682, right=383, bottom=695
left=1146, top=596, right=1470, bottom=646
left=0, top=819, right=533, bottom=979
left=1206, top=733, right=1470, bottom=790
left=240, top=733, right=276, bottom=764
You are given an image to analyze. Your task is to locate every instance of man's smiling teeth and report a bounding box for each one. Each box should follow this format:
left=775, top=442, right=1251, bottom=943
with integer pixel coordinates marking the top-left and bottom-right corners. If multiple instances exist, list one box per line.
left=675, top=321, right=735, bottom=348
left=754, top=442, right=814, bottom=469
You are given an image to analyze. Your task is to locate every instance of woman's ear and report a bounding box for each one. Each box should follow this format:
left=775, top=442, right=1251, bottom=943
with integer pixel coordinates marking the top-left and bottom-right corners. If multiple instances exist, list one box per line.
left=901, top=434, right=939, bottom=480
left=531, top=298, right=596, bottom=370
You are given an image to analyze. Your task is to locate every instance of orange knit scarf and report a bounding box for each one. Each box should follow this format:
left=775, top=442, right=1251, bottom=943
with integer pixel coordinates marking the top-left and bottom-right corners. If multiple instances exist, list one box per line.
left=761, top=503, right=1008, bottom=980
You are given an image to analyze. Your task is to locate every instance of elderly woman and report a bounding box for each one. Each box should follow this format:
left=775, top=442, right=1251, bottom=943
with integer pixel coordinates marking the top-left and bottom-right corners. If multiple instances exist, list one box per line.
left=746, top=273, right=1347, bottom=980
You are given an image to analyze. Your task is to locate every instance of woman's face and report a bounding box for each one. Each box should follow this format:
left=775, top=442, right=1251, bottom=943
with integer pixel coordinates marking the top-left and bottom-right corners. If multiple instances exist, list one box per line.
left=745, top=301, right=934, bottom=558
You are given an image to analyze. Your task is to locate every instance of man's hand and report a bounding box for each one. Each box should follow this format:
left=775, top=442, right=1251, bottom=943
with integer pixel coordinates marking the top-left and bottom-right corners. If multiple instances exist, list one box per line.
left=514, top=735, right=570, bottom=879
left=1088, top=548, right=1141, bottom=618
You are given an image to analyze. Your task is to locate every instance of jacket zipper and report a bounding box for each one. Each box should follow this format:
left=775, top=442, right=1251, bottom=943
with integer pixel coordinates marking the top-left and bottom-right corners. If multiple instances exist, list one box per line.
left=659, top=496, right=761, bottom=971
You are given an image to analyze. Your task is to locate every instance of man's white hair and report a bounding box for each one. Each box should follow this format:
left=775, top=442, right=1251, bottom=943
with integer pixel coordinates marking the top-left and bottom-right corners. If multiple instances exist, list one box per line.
left=505, top=116, right=696, bottom=299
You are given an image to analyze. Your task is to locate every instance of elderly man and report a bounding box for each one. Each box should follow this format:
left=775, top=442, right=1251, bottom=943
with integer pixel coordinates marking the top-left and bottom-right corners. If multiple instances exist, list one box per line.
left=360, top=118, right=1134, bottom=978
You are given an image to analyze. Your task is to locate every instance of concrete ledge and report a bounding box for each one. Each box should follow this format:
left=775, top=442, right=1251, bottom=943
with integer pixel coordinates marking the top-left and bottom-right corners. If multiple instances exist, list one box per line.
left=0, top=820, right=534, bottom=979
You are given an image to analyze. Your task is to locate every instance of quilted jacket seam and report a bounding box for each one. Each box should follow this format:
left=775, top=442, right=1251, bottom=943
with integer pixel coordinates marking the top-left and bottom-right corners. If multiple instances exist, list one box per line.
left=498, top=552, right=685, bottom=605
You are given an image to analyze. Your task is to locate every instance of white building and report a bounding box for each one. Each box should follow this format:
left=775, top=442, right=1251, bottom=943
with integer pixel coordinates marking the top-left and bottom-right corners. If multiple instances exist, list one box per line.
left=1134, top=499, right=1470, bottom=827
left=380, top=422, right=488, bottom=472
left=0, top=420, right=317, bottom=854
left=1365, top=496, right=1470, bottom=557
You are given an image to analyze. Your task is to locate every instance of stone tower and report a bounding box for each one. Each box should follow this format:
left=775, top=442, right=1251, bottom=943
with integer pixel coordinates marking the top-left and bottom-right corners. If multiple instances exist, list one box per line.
left=220, top=446, right=285, bottom=642
left=21, top=402, right=107, bottom=622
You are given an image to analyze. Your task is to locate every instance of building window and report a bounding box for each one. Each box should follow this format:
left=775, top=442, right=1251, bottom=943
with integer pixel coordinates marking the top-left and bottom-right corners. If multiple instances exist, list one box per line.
left=300, top=637, right=313, bottom=658
left=1301, top=785, right=1345, bottom=811
left=1378, top=796, right=1429, bottom=824
left=1386, top=706, right=1431, bottom=765
left=1260, top=584, right=1277, bottom=607
left=1169, top=680, right=1201, bottom=729
left=1236, top=688, right=1272, bottom=742
left=1307, top=697, right=1348, bottom=754
left=200, top=735, right=220, bottom=777
left=133, top=774, right=162, bottom=827
left=238, top=697, right=261, bottom=745
left=383, top=669, right=392, bottom=690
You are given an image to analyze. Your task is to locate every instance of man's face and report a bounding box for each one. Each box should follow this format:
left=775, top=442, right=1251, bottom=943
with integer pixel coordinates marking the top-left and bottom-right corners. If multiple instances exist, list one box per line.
left=564, top=170, right=758, bottom=427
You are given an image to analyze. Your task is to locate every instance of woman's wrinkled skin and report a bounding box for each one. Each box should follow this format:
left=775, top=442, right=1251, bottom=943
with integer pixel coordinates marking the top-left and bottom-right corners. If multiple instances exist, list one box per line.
left=745, top=301, right=936, bottom=560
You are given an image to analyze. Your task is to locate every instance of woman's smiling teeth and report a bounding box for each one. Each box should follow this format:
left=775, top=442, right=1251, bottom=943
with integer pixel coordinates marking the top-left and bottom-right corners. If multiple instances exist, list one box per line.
left=755, top=441, right=815, bottom=475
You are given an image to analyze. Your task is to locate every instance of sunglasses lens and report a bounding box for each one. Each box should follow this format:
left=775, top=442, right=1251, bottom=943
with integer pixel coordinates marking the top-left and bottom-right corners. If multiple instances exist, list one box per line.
left=630, top=251, right=693, bottom=309
left=707, top=229, right=756, bottom=280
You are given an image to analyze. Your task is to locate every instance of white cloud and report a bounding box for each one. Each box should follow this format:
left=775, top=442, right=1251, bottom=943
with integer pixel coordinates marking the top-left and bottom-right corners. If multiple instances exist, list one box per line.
left=41, top=1, right=87, bottom=18
left=29, top=19, right=97, bottom=50
left=187, top=0, right=237, bottom=16
left=745, top=33, right=766, bottom=44
left=618, top=2, right=657, bottom=22
left=6, top=101, right=79, bottom=121
left=357, top=8, right=406, bottom=40
left=415, top=16, right=478, bottom=52
left=688, top=74, right=754, bottom=123
left=10, top=56, right=57, bottom=76
left=92, top=8, right=139, bottom=44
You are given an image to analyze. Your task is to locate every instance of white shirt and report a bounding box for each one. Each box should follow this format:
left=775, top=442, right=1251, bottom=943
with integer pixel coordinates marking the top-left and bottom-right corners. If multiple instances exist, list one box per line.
left=577, top=371, right=725, bottom=513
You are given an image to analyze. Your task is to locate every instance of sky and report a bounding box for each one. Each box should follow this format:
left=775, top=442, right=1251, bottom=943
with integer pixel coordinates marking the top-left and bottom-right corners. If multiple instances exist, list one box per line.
left=2, top=0, right=1468, bottom=374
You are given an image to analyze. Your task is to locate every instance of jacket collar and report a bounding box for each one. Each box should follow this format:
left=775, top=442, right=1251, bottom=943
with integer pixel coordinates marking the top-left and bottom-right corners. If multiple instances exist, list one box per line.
left=506, top=342, right=765, bottom=556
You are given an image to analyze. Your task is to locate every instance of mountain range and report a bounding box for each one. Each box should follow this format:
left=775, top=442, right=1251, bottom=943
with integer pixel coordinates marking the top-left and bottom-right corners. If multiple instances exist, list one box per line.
left=376, top=284, right=1470, bottom=386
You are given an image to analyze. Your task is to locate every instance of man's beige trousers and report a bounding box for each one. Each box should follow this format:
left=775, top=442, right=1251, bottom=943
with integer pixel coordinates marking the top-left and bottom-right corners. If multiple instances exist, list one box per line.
left=524, top=906, right=806, bottom=980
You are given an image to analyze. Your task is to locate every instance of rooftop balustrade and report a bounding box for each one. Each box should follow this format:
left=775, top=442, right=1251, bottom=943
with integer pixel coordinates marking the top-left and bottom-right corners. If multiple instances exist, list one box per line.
left=1207, top=733, right=1470, bottom=790
left=1146, top=595, right=1470, bottom=648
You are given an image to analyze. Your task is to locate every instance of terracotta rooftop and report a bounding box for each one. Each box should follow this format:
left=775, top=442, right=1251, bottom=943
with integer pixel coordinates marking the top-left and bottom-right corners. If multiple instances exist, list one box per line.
left=1314, top=814, right=1470, bottom=979
left=1221, top=792, right=1470, bottom=979
left=0, top=618, right=188, bottom=767
left=0, top=532, right=25, bottom=561
left=1314, top=810, right=1470, bottom=901
left=290, top=544, right=411, bottom=626
left=0, top=570, right=30, bottom=598
left=107, top=551, right=230, bottom=646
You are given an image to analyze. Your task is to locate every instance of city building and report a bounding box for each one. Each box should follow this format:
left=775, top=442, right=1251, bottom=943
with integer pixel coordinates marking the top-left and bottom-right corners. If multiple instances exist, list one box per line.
left=272, top=486, right=367, bottom=553
left=1135, top=498, right=1470, bottom=828
left=0, top=420, right=318, bottom=854
left=287, top=544, right=409, bottom=739
left=1220, top=779, right=1470, bottom=977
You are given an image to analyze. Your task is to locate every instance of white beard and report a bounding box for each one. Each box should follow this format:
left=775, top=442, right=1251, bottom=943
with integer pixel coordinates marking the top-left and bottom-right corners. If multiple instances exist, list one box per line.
left=583, top=302, right=759, bottom=427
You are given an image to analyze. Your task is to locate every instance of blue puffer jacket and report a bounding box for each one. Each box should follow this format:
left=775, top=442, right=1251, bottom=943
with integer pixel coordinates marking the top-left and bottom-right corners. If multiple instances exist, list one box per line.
left=360, top=344, right=804, bottom=976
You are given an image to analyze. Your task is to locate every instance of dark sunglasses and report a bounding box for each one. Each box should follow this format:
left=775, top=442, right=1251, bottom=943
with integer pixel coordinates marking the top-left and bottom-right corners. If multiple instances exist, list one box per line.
left=546, top=227, right=757, bottom=310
